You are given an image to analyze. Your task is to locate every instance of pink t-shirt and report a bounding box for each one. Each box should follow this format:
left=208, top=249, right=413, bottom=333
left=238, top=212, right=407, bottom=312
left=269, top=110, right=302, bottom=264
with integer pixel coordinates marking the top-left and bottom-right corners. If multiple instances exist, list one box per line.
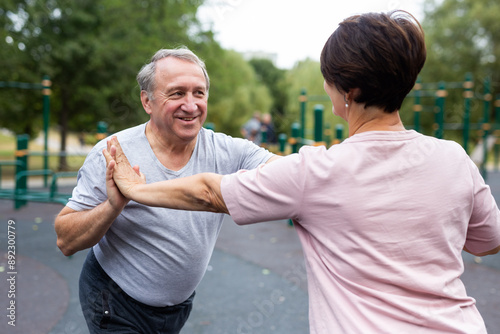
left=221, top=130, right=500, bottom=334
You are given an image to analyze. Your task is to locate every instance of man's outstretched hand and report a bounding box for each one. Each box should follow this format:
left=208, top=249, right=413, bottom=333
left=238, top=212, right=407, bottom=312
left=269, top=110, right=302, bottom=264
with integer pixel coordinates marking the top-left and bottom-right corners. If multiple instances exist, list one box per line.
left=103, top=136, right=145, bottom=200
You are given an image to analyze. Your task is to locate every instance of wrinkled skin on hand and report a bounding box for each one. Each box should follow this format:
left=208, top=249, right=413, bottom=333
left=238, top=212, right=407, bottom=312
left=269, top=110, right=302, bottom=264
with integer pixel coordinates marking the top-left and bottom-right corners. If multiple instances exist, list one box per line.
left=103, top=136, right=146, bottom=199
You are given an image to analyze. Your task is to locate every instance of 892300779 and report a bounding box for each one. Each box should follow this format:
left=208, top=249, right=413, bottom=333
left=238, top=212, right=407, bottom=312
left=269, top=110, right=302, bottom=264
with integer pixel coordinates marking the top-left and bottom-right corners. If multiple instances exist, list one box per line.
left=6, top=219, right=17, bottom=327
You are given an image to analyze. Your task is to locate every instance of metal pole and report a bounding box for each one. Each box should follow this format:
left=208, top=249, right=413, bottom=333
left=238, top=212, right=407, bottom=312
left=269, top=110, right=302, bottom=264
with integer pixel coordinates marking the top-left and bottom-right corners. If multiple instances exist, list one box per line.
left=462, top=73, right=473, bottom=153
left=324, top=123, right=331, bottom=147
left=494, top=93, right=500, bottom=171
left=278, top=133, right=287, bottom=155
left=313, top=104, right=324, bottom=144
left=290, top=122, right=300, bottom=154
left=42, top=75, right=51, bottom=186
left=15, top=134, right=29, bottom=209
left=480, top=77, right=492, bottom=179
left=299, top=89, right=307, bottom=141
left=413, top=78, right=422, bottom=132
left=334, top=124, right=344, bottom=145
left=434, top=81, right=447, bottom=139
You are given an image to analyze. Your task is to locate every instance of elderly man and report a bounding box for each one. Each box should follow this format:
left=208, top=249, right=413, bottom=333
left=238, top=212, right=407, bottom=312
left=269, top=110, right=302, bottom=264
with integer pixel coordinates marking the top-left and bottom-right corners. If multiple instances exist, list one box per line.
left=55, top=48, right=278, bottom=333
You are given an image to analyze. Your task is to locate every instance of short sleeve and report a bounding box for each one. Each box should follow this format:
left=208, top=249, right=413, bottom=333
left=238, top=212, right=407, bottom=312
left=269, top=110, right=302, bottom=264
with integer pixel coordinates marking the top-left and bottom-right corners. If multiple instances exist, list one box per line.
left=465, top=159, right=500, bottom=254
left=66, top=146, right=108, bottom=211
left=221, top=153, right=304, bottom=225
left=217, top=133, right=273, bottom=171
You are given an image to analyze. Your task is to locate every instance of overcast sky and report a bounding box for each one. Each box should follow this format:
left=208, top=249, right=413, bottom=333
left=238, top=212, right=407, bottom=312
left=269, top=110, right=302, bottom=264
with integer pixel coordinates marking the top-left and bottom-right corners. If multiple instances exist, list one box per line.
left=198, top=0, right=425, bottom=69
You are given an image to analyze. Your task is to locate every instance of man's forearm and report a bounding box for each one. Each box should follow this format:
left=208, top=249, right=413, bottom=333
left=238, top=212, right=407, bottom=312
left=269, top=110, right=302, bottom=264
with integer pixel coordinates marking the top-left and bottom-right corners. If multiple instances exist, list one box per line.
left=55, top=200, right=124, bottom=256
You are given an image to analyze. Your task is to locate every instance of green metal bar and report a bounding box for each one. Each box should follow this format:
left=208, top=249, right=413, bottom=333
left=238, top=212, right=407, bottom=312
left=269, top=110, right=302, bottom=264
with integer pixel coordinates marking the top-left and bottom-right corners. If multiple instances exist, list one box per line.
left=299, top=89, right=307, bottom=140
left=324, top=123, right=331, bottom=147
left=494, top=94, right=500, bottom=171
left=50, top=171, right=78, bottom=200
left=15, top=169, right=56, bottom=182
left=409, top=81, right=466, bottom=90
left=480, top=77, right=491, bottom=179
left=334, top=124, right=344, bottom=145
left=15, top=170, right=55, bottom=206
left=0, top=169, right=74, bottom=208
left=96, top=121, right=108, bottom=141
left=413, top=78, right=422, bottom=133
left=204, top=122, right=215, bottom=131
left=313, top=105, right=324, bottom=143
left=15, top=135, right=29, bottom=209
left=407, top=90, right=449, bottom=98
left=463, top=73, right=473, bottom=153
left=261, top=127, right=268, bottom=146
left=24, top=151, right=87, bottom=157
left=0, top=81, right=43, bottom=89
left=291, top=122, right=300, bottom=154
left=434, top=82, right=446, bottom=139
left=42, top=75, right=51, bottom=187
left=278, top=133, right=287, bottom=154
left=0, top=160, right=24, bottom=190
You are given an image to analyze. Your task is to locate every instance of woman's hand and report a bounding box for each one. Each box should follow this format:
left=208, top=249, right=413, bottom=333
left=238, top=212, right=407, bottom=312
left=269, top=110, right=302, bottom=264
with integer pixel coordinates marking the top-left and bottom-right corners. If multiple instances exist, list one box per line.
left=103, top=136, right=227, bottom=213
left=103, top=136, right=146, bottom=199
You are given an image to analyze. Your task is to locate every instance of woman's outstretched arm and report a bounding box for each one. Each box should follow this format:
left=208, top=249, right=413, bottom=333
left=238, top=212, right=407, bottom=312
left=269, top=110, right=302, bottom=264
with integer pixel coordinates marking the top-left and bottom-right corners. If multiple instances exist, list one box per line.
left=103, top=136, right=228, bottom=214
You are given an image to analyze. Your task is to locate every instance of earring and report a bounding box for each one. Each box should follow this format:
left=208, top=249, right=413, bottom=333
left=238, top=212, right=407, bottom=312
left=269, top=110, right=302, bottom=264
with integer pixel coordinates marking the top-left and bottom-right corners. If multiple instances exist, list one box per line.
left=344, top=95, right=349, bottom=108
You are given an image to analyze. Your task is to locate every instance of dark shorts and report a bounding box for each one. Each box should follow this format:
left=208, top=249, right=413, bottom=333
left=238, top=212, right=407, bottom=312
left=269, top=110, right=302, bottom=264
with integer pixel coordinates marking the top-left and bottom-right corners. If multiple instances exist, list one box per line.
left=79, top=248, right=195, bottom=334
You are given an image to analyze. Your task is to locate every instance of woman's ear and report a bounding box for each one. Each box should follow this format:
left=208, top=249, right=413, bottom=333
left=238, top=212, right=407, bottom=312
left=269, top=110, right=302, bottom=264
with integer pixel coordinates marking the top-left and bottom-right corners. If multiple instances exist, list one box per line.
left=347, top=88, right=362, bottom=103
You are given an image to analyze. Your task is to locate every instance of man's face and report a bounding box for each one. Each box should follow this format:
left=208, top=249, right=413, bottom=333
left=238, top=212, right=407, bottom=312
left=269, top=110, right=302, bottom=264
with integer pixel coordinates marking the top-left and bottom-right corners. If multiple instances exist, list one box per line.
left=142, top=57, right=208, bottom=145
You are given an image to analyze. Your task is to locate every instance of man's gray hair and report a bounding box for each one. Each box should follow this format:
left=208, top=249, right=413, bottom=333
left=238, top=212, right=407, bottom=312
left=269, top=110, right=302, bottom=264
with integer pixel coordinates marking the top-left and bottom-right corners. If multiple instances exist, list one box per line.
left=136, top=47, right=210, bottom=100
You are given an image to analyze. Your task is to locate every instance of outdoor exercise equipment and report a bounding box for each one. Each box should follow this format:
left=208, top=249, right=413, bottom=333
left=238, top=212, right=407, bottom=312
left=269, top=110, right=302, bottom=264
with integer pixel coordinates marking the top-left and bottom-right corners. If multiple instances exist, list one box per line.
left=0, top=134, right=78, bottom=209
left=0, top=76, right=52, bottom=186
left=293, top=75, right=500, bottom=178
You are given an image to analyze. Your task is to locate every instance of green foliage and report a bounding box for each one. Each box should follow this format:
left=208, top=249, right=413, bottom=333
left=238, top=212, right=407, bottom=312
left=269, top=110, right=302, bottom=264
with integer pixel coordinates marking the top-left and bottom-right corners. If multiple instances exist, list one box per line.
left=422, top=0, right=499, bottom=80
left=248, top=58, right=288, bottom=133
left=204, top=50, right=272, bottom=136
left=0, top=0, right=280, bottom=148
left=8, top=0, right=498, bottom=152
left=417, top=0, right=500, bottom=140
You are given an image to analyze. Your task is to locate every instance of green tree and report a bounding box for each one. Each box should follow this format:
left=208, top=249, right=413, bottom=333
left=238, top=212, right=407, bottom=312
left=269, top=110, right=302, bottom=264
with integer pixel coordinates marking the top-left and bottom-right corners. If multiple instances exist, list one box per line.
left=0, top=1, right=44, bottom=136
left=0, top=1, right=277, bottom=168
left=421, top=0, right=499, bottom=81
left=0, top=0, right=210, bottom=169
left=416, top=0, right=500, bottom=141
left=204, top=50, right=272, bottom=136
left=248, top=58, right=288, bottom=133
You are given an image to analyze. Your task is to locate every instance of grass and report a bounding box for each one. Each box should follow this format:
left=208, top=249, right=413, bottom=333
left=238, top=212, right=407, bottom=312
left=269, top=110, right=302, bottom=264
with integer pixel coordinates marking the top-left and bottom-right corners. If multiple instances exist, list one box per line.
left=0, top=132, right=15, bottom=157
left=0, top=129, right=86, bottom=180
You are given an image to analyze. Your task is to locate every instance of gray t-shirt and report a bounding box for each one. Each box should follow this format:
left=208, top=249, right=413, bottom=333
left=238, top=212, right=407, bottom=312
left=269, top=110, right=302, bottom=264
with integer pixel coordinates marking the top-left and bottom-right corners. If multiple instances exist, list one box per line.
left=67, top=123, right=273, bottom=306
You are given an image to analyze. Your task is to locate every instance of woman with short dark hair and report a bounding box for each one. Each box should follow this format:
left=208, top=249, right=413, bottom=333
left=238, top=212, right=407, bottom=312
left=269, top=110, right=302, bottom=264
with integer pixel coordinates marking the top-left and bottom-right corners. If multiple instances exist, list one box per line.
left=320, top=11, right=426, bottom=114
left=106, top=10, right=499, bottom=333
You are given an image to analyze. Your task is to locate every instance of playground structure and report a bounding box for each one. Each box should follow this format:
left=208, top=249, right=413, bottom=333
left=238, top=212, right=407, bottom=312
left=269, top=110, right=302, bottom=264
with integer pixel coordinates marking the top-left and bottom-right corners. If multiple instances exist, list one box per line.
left=0, top=76, right=88, bottom=209
left=0, top=134, right=79, bottom=209
left=274, top=74, right=500, bottom=178
left=268, top=89, right=345, bottom=156
left=0, top=75, right=52, bottom=184
left=1, top=74, right=499, bottom=209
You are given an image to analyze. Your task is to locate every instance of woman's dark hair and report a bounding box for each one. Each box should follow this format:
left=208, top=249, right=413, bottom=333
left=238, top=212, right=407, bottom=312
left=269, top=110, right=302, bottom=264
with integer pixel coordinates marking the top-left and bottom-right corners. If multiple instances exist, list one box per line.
left=320, top=10, right=426, bottom=112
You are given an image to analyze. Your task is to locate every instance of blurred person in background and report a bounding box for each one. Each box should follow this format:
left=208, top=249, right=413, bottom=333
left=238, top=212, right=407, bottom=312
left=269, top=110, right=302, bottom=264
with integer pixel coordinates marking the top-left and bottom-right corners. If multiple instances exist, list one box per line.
left=261, top=112, right=277, bottom=145
left=241, top=111, right=262, bottom=145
